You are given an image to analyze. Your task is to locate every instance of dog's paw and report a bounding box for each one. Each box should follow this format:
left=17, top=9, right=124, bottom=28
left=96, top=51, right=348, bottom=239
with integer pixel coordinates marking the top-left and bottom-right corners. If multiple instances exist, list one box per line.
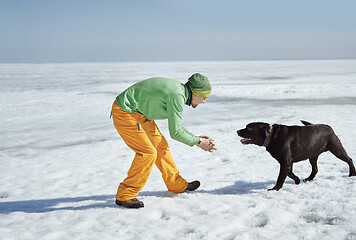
left=267, top=187, right=280, bottom=191
left=303, top=178, right=313, bottom=183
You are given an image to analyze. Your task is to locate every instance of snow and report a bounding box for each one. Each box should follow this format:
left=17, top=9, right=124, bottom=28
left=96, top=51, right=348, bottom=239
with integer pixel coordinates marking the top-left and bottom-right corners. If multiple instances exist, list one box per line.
left=1, top=60, right=356, bottom=240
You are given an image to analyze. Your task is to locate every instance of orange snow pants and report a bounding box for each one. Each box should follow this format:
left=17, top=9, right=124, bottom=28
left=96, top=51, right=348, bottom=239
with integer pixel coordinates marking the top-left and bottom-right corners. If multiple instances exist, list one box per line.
left=112, top=101, right=188, bottom=201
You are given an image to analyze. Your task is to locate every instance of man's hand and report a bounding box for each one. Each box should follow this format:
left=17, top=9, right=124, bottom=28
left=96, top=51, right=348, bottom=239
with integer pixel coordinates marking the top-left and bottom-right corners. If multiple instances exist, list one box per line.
left=196, top=136, right=217, bottom=152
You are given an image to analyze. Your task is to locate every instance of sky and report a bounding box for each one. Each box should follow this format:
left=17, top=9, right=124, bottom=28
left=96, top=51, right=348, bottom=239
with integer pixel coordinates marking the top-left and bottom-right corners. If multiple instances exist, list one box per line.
left=1, top=0, right=356, bottom=63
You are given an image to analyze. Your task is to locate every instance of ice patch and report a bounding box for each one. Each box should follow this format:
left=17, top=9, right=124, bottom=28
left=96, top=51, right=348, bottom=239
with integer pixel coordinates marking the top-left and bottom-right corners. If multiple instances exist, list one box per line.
left=0, top=192, right=9, bottom=198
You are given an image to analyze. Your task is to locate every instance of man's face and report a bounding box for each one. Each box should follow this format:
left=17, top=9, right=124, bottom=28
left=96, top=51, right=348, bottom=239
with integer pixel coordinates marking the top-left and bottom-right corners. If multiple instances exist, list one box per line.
left=191, top=95, right=207, bottom=108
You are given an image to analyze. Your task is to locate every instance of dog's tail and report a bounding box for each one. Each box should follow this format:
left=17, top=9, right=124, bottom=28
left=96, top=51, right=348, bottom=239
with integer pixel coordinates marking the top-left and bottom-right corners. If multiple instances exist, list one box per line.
left=301, top=120, right=313, bottom=125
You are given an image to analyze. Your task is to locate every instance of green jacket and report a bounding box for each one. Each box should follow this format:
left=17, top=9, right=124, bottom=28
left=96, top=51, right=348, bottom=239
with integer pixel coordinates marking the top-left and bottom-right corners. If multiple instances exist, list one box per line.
left=116, top=77, right=199, bottom=147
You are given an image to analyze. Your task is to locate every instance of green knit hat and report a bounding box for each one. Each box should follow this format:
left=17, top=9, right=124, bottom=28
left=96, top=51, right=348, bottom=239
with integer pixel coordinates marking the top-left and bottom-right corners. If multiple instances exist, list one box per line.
left=187, top=73, right=211, bottom=98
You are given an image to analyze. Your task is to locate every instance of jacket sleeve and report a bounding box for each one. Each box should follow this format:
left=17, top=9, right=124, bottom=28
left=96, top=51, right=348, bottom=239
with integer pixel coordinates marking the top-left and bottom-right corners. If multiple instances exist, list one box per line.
left=167, top=94, right=200, bottom=147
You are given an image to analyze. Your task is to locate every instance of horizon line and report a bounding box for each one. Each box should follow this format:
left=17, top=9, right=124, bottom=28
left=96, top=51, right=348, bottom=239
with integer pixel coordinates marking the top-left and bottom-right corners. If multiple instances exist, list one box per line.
left=0, top=57, right=355, bottom=64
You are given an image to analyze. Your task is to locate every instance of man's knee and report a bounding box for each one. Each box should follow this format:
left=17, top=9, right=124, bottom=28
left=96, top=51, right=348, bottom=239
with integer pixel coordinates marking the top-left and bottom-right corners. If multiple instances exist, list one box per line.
left=138, top=148, right=158, bottom=163
left=156, top=136, right=169, bottom=150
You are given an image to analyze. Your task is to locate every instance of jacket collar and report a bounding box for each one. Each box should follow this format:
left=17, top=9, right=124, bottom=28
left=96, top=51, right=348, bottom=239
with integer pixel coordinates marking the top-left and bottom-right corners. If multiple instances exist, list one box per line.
left=185, top=82, right=192, bottom=106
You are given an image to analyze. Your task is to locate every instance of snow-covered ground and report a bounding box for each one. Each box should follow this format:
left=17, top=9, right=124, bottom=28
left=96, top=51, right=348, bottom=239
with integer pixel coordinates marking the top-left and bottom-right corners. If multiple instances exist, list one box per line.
left=1, top=60, right=356, bottom=240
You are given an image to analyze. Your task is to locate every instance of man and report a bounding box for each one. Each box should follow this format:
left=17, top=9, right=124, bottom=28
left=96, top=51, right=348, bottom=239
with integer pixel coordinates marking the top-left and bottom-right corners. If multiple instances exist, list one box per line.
left=111, top=73, right=216, bottom=209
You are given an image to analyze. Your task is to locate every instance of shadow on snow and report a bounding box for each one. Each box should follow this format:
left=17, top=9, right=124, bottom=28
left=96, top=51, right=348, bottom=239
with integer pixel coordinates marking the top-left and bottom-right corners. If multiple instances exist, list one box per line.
left=0, top=180, right=274, bottom=214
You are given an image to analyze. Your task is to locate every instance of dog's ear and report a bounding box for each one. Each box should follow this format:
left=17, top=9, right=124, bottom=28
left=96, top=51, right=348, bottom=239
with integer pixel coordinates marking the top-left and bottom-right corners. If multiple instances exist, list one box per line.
left=264, top=124, right=273, bottom=137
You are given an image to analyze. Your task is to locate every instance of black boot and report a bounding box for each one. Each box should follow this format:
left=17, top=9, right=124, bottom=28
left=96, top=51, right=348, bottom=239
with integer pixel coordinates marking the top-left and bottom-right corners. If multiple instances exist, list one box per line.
left=115, top=198, right=144, bottom=209
left=186, top=180, right=200, bottom=191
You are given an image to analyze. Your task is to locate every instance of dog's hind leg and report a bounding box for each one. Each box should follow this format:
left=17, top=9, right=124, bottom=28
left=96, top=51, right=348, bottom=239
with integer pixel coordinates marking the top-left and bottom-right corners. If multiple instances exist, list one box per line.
left=328, top=135, right=356, bottom=176
left=303, top=156, right=319, bottom=182
left=288, top=165, right=300, bottom=184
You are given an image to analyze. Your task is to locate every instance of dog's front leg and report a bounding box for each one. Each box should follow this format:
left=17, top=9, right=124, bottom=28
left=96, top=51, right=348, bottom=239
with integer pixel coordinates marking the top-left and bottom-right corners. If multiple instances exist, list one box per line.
left=268, top=163, right=290, bottom=191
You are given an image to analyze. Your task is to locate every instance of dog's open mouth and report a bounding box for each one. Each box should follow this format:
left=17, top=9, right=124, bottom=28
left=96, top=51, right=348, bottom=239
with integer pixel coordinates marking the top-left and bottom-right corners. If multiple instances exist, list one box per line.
left=240, top=138, right=252, bottom=145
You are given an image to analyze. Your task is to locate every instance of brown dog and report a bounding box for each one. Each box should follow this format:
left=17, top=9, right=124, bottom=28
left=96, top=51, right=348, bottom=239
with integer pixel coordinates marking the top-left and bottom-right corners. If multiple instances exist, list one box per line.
left=237, top=120, right=356, bottom=191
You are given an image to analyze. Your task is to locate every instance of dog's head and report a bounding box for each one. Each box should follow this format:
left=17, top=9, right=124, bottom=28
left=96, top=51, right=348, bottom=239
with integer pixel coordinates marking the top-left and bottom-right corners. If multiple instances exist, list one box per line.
left=237, top=122, right=272, bottom=146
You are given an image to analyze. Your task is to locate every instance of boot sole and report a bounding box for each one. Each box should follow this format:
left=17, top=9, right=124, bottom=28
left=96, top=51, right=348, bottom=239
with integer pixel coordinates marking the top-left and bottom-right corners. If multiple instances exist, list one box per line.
left=115, top=199, right=144, bottom=209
